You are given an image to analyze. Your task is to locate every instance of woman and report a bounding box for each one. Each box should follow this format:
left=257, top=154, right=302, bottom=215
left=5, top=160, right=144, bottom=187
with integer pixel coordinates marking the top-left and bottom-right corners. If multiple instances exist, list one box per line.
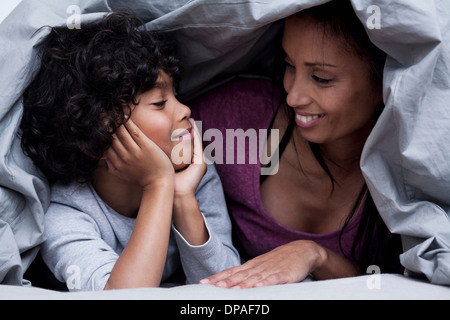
left=192, top=0, right=402, bottom=289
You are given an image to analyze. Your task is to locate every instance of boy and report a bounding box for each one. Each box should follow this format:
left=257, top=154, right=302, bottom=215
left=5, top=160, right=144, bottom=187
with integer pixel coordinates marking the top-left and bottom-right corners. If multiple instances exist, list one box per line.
left=20, top=9, right=239, bottom=291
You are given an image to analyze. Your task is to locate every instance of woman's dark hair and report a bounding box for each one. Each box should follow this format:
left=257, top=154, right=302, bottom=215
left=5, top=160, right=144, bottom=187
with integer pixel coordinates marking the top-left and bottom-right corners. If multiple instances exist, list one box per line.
left=20, top=8, right=181, bottom=185
left=277, top=1, right=403, bottom=273
left=299, top=0, right=386, bottom=85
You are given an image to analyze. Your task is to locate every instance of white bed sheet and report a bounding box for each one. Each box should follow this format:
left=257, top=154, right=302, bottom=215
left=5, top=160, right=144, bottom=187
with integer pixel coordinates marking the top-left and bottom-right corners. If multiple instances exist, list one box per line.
left=2, top=275, right=449, bottom=300
left=1, top=0, right=450, bottom=288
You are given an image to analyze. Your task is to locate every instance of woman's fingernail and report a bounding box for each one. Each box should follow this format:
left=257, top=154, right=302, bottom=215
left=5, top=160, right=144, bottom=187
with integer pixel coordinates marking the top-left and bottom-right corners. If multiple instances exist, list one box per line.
left=216, top=281, right=227, bottom=288
left=199, top=279, right=210, bottom=284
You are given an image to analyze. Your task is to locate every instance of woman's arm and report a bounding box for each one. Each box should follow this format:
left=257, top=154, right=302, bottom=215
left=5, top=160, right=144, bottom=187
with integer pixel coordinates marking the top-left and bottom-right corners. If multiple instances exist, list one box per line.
left=311, top=243, right=361, bottom=280
left=200, top=240, right=359, bottom=288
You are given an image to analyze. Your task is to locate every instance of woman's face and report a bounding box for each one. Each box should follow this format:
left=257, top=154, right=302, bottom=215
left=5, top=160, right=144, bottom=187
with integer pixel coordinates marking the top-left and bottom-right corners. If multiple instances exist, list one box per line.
left=282, top=14, right=382, bottom=145
left=130, top=71, right=194, bottom=171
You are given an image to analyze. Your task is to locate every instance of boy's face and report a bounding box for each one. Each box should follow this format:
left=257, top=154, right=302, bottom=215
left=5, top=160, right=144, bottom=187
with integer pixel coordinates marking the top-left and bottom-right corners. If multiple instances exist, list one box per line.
left=129, top=71, right=194, bottom=171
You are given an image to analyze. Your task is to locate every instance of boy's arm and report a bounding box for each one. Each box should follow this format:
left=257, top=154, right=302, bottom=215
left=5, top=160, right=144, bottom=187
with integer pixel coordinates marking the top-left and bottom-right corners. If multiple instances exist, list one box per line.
left=171, top=121, right=240, bottom=283
left=172, top=194, right=208, bottom=245
left=104, top=179, right=174, bottom=289
left=103, top=119, right=175, bottom=290
left=172, top=118, right=209, bottom=246
left=173, top=163, right=241, bottom=284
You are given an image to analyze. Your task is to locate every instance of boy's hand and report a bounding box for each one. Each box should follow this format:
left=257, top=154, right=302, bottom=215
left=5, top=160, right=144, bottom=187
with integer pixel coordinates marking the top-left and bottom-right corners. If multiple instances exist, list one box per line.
left=174, top=119, right=206, bottom=198
left=104, top=118, right=174, bottom=189
left=172, top=119, right=209, bottom=246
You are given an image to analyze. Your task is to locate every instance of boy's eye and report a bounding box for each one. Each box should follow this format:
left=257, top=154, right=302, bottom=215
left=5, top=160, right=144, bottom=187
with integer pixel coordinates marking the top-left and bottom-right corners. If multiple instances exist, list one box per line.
left=312, top=75, right=332, bottom=84
left=153, top=100, right=167, bottom=107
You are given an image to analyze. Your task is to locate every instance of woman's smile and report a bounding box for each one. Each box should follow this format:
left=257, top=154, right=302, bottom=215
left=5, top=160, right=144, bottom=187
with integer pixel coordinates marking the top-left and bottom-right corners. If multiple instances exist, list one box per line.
left=294, top=112, right=325, bottom=128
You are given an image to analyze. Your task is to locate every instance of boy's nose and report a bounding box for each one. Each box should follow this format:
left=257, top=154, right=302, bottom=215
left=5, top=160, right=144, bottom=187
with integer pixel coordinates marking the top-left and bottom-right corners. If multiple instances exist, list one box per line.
left=177, top=100, right=191, bottom=120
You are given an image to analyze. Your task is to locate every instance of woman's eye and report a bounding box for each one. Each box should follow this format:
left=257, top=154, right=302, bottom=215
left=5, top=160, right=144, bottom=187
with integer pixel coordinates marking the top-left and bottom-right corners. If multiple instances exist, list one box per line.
left=285, top=60, right=295, bottom=70
left=312, top=75, right=332, bottom=84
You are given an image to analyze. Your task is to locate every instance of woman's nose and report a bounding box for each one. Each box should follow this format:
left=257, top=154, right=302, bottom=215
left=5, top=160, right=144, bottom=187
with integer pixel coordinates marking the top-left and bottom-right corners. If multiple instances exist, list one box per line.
left=285, top=76, right=314, bottom=108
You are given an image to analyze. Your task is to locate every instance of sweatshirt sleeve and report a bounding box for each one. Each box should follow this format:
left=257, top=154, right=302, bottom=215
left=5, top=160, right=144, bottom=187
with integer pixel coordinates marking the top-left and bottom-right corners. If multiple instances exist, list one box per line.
left=172, top=163, right=240, bottom=284
left=40, top=204, right=118, bottom=291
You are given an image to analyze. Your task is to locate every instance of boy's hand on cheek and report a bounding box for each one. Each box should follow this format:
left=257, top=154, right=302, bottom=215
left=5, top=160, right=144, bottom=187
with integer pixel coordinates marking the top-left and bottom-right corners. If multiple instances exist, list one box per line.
left=104, top=119, right=174, bottom=189
left=174, top=119, right=206, bottom=198
left=172, top=119, right=209, bottom=246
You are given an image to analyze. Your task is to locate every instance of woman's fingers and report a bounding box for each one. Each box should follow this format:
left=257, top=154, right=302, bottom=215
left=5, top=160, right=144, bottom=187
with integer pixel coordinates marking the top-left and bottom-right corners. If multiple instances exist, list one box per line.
left=201, top=266, right=287, bottom=289
left=200, top=265, right=248, bottom=287
left=228, top=272, right=266, bottom=289
left=200, top=259, right=268, bottom=289
left=201, top=241, right=319, bottom=289
left=253, top=273, right=287, bottom=288
left=216, top=269, right=253, bottom=288
left=201, top=265, right=270, bottom=289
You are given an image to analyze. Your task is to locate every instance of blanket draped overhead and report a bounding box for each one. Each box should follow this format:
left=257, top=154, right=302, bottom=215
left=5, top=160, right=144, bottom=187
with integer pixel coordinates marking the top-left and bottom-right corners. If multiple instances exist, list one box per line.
left=0, top=0, right=449, bottom=285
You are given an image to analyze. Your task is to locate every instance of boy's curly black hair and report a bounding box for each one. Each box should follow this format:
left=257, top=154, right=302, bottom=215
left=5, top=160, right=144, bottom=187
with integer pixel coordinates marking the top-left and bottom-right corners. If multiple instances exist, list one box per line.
left=20, top=8, right=181, bottom=185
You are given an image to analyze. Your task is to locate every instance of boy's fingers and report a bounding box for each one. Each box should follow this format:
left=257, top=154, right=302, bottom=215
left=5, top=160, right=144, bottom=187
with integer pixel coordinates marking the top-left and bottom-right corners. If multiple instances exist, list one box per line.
left=106, top=131, right=136, bottom=168
left=190, top=119, right=205, bottom=164
left=104, top=147, right=120, bottom=171
left=115, top=122, right=140, bottom=152
left=123, top=118, right=146, bottom=147
left=110, top=133, right=129, bottom=158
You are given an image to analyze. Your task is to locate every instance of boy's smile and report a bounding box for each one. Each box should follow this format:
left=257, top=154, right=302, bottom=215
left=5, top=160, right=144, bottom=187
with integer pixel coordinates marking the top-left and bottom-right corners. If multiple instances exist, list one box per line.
left=172, top=127, right=194, bottom=142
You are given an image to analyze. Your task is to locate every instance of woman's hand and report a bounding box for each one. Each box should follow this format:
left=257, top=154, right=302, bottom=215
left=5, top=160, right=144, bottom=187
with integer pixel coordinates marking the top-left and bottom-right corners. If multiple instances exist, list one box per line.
left=200, top=240, right=358, bottom=288
left=104, top=118, right=174, bottom=189
left=200, top=240, right=324, bottom=288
